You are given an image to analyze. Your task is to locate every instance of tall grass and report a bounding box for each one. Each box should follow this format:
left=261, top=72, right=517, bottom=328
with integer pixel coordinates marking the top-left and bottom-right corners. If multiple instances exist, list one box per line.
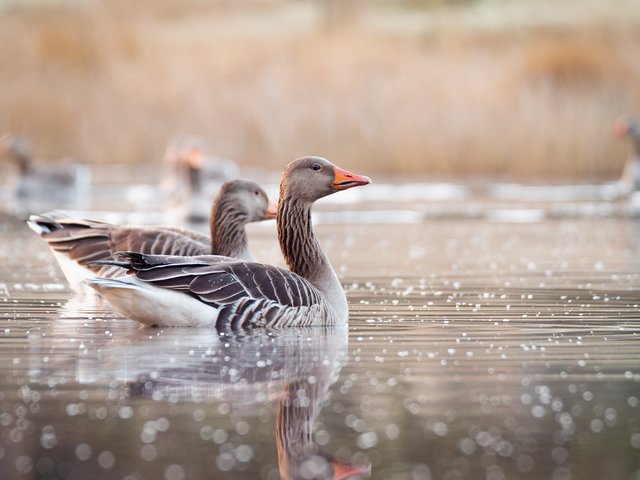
left=0, top=1, right=638, bottom=180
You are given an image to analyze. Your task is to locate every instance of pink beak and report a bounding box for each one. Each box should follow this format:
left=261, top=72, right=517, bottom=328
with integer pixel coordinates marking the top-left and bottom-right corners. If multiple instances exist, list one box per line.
left=612, top=120, right=630, bottom=139
left=333, top=461, right=371, bottom=480
left=266, top=198, right=278, bottom=220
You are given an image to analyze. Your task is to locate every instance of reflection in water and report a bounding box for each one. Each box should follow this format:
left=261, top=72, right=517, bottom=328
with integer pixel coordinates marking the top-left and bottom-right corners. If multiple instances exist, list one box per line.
left=276, top=380, right=369, bottom=480
left=21, top=320, right=370, bottom=479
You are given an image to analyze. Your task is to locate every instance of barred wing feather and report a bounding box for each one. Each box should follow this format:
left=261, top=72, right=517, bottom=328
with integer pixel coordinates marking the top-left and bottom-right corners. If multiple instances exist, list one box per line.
left=120, top=254, right=324, bottom=308
left=29, top=213, right=211, bottom=273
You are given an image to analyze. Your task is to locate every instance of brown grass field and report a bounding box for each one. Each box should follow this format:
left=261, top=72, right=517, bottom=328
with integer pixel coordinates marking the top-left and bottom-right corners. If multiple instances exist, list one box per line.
left=0, top=0, right=639, bottom=180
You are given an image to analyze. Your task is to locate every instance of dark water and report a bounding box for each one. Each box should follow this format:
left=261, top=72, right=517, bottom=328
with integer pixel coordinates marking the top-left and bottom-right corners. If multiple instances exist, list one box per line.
left=1, top=206, right=640, bottom=480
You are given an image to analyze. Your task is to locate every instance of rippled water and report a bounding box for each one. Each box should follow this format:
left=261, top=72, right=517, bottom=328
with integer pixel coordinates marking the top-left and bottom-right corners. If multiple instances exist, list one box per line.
left=1, top=193, right=640, bottom=479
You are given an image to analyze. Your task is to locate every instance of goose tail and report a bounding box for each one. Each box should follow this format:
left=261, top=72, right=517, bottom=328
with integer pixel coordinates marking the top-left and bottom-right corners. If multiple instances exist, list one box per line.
left=85, top=276, right=139, bottom=292
left=86, top=275, right=218, bottom=328
left=27, top=213, right=63, bottom=235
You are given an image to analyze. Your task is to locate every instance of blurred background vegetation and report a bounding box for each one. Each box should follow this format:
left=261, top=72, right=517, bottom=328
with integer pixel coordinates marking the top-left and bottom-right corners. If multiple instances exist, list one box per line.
left=0, top=0, right=638, bottom=180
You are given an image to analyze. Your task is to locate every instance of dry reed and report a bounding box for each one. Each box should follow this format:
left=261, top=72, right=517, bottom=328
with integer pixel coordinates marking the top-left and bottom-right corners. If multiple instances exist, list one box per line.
left=0, top=1, right=638, bottom=180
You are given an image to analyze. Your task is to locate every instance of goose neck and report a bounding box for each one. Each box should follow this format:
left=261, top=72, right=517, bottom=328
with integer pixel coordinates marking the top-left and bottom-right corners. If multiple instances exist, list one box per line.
left=210, top=200, right=249, bottom=259
left=188, top=166, right=202, bottom=194
left=15, top=152, right=31, bottom=175
left=277, top=195, right=325, bottom=281
left=277, top=194, right=348, bottom=319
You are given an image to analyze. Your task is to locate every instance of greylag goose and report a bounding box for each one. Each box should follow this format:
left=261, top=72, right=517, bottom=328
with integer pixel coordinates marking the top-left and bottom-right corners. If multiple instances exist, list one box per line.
left=613, top=117, right=640, bottom=195
left=162, top=136, right=240, bottom=222
left=0, top=133, right=91, bottom=212
left=87, top=156, right=371, bottom=328
left=28, top=179, right=276, bottom=291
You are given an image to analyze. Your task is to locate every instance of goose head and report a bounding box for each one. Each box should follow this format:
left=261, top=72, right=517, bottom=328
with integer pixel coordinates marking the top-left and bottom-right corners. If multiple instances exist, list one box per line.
left=0, top=133, right=32, bottom=175
left=163, top=136, right=207, bottom=192
left=613, top=117, right=639, bottom=140
left=280, top=156, right=371, bottom=203
left=279, top=451, right=371, bottom=480
left=0, top=133, right=29, bottom=160
left=215, top=179, right=277, bottom=222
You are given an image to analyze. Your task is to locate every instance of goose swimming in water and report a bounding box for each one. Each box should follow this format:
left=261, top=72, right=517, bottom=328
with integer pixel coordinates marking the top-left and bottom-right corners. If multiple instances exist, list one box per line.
left=0, top=133, right=91, bottom=213
left=87, top=156, right=371, bottom=328
left=612, top=117, right=640, bottom=195
left=28, top=179, right=276, bottom=291
left=162, top=136, right=240, bottom=222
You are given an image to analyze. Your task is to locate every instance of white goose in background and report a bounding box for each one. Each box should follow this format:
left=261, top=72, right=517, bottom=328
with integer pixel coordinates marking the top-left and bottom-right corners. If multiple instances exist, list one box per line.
left=0, top=133, right=91, bottom=214
left=612, top=117, right=640, bottom=197
left=28, top=179, right=276, bottom=292
left=162, top=135, right=240, bottom=222
left=87, top=156, right=372, bottom=328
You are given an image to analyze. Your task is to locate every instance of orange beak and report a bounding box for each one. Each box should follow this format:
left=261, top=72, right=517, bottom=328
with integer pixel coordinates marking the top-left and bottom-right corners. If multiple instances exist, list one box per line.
left=612, top=120, right=629, bottom=139
left=266, top=198, right=278, bottom=220
left=188, top=149, right=204, bottom=169
left=333, top=461, right=371, bottom=480
left=332, top=166, right=371, bottom=191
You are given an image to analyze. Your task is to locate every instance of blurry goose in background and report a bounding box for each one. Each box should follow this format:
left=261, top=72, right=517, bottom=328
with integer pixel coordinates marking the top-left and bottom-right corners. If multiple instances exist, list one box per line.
left=87, top=156, right=372, bottom=328
left=28, top=179, right=277, bottom=291
left=162, top=135, right=240, bottom=222
left=0, top=133, right=91, bottom=213
left=612, top=117, right=640, bottom=196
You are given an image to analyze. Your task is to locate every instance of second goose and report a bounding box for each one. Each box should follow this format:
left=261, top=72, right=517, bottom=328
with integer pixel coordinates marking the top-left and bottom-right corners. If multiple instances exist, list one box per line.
left=28, top=179, right=276, bottom=291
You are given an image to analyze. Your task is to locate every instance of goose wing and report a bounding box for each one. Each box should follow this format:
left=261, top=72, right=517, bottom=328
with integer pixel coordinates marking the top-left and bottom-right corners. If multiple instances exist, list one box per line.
left=109, top=252, right=325, bottom=310
left=110, top=227, right=210, bottom=257
left=29, top=212, right=211, bottom=271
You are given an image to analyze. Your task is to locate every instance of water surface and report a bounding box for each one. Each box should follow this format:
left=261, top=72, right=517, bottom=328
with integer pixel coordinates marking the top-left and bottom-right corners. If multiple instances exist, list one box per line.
left=0, top=200, right=639, bottom=480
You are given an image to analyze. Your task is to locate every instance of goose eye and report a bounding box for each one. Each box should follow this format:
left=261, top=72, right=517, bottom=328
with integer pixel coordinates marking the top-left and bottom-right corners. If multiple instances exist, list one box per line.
left=311, top=163, right=322, bottom=171
left=254, top=190, right=260, bottom=196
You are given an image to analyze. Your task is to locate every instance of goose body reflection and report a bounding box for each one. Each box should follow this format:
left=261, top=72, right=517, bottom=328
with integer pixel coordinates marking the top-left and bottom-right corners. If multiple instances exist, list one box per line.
left=27, top=179, right=276, bottom=291
left=26, top=322, right=369, bottom=479
left=124, top=328, right=368, bottom=479
left=88, top=157, right=372, bottom=328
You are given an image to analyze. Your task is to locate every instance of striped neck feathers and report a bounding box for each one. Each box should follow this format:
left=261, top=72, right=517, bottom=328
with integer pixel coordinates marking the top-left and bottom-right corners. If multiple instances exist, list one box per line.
left=210, top=197, right=249, bottom=258
left=276, top=381, right=321, bottom=480
left=277, top=195, right=327, bottom=282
